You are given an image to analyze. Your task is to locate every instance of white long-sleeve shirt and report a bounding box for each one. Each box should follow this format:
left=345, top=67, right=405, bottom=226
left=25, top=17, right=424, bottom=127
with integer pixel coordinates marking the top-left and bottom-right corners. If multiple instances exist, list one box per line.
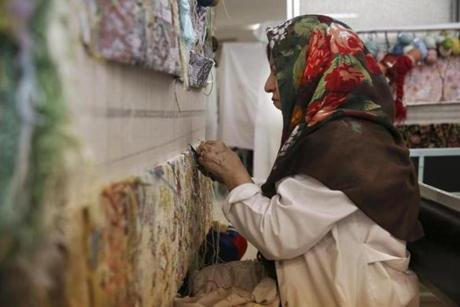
left=223, top=174, right=419, bottom=307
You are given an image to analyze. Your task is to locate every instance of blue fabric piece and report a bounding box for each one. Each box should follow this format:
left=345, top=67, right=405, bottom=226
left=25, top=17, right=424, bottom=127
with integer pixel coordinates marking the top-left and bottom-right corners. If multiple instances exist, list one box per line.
left=179, top=0, right=196, bottom=46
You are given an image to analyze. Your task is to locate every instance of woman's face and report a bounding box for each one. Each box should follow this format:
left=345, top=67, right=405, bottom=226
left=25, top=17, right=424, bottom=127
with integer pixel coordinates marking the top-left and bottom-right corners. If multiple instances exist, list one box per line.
left=264, top=66, right=281, bottom=110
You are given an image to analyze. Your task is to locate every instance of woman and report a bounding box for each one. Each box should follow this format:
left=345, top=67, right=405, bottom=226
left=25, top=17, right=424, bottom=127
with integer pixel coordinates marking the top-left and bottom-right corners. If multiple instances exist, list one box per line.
left=193, top=15, right=422, bottom=306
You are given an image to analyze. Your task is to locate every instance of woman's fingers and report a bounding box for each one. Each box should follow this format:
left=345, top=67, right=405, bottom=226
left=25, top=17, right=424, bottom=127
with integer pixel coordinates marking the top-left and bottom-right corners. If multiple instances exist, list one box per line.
left=198, top=142, right=226, bottom=155
left=199, top=150, right=223, bottom=166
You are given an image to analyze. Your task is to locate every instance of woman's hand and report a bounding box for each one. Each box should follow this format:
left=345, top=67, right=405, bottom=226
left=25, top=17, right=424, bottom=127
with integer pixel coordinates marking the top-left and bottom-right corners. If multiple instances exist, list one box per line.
left=197, top=141, right=252, bottom=190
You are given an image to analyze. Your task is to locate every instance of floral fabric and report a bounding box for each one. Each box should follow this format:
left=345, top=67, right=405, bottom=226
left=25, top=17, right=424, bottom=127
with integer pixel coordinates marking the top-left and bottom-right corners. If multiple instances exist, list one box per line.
left=404, top=57, right=460, bottom=105
left=188, top=50, right=214, bottom=88
left=82, top=0, right=214, bottom=85
left=82, top=0, right=146, bottom=65
left=266, top=15, right=392, bottom=143
left=144, top=0, right=182, bottom=75
left=82, top=0, right=182, bottom=76
left=398, top=123, right=460, bottom=148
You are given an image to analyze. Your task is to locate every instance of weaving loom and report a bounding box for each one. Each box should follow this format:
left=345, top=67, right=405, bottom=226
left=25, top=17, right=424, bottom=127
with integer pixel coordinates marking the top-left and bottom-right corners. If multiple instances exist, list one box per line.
left=0, top=0, right=216, bottom=306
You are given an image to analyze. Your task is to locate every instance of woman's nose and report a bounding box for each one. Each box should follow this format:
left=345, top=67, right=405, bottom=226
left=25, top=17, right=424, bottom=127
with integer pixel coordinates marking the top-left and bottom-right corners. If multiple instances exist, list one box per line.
left=264, top=74, right=274, bottom=93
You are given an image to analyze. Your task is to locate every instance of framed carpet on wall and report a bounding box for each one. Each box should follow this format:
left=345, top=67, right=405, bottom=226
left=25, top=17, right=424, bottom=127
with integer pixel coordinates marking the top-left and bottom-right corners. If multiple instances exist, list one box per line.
left=81, top=0, right=182, bottom=76
left=404, top=57, right=460, bottom=105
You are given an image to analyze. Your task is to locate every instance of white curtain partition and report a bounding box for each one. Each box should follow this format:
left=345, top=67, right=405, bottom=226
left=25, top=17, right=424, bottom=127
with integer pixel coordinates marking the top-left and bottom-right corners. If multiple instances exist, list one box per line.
left=218, top=43, right=282, bottom=179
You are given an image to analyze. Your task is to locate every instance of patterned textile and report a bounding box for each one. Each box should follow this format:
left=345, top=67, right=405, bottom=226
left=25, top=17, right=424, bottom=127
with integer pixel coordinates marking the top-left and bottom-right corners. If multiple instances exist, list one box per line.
left=404, top=57, right=460, bottom=104
left=397, top=123, right=460, bottom=148
left=188, top=50, right=213, bottom=88
left=175, top=261, right=279, bottom=306
left=83, top=0, right=146, bottom=65
left=81, top=0, right=214, bottom=84
left=262, top=15, right=422, bottom=242
left=444, top=57, right=460, bottom=102
left=81, top=153, right=214, bottom=307
left=266, top=15, right=392, bottom=140
left=82, top=0, right=182, bottom=75
left=144, top=0, right=181, bottom=75
left=0, top=1, right=78, bottom=306
left=177, top=0, right=214, bottom=87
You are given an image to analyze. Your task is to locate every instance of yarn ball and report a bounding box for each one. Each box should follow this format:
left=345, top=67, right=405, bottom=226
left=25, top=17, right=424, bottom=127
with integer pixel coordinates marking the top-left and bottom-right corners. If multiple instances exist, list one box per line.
left=442, top=37, right=454, bottom=50
left=202, top=226, right=248, bottom=264
left=452, top=38, right=460, bottom=55
left=398, top=32, right=414, bottom=46
left=197, top=0, right=219, bottom=7
left=364, top=40, right=379, bottom=57
left=412, top=38, right=428, bottom=59
left=392, top=43, right=405, bottom=55
left=424, top=36, right=437, bottom=49
left=425, top=49, right=438, bottom=65
left=438, top=45, right=452, bottom=57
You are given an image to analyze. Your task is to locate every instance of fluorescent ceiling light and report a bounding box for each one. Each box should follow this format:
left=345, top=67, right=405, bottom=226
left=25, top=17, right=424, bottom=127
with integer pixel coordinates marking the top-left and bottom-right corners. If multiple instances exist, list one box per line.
left=247, top=23, right=261, bottom=31
left=325, top=13, right=359, bottom=19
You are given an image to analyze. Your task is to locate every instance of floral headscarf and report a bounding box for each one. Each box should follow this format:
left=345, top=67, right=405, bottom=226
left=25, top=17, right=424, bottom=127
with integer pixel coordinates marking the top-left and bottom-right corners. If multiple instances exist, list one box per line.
left=261, top=15, right=423, bottom=242
left=266, top=15, right=394, bottom=142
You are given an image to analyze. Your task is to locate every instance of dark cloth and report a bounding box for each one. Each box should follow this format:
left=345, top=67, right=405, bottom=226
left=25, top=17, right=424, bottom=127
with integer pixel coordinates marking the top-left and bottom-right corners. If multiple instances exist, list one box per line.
left=262, top=110, right=423, bottom=241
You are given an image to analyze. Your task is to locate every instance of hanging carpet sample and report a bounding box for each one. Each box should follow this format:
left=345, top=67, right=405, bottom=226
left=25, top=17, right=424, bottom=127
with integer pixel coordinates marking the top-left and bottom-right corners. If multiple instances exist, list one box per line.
left=81, top=0, right=182, bottom=75
left=82, top=0, right=146, bottom=65
left=404, top=62, right=443, bottom=104
left=443, top=56, right=460, bottom=102
left=404, top=57, right=460, bottom=105
left=144, top=0, right=181, bottom=75
left=178, top=0, right=214, bottom=88
left=188, top=50, right=214, bottom=88
left=82, top=153, right=214, bottom=307
left=188, top=4, right=214, bottom=88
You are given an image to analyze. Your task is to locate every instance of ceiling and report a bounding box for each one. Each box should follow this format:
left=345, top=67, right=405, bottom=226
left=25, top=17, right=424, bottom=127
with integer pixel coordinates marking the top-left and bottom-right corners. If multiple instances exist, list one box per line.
left=214, top=0, right=286, bottom=41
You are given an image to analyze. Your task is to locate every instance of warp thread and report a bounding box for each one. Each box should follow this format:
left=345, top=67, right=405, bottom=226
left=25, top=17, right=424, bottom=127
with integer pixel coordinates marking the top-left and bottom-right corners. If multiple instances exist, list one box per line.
left=83, top=152, right=215, bottom=306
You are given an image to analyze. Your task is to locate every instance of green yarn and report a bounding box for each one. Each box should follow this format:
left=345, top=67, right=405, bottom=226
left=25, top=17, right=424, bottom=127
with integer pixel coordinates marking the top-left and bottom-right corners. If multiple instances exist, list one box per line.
left=0, top=37, right=20, bottom=208
left=0, top=0, right=77, bottom=266
left=0, top=35, right=22, bottom=264
left=0, top=0, right=12, bottom=34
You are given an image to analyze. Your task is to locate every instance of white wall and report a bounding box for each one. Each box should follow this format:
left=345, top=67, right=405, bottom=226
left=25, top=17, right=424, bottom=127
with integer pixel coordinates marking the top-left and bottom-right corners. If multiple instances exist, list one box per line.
left=299, top=0, right=452, bottom=30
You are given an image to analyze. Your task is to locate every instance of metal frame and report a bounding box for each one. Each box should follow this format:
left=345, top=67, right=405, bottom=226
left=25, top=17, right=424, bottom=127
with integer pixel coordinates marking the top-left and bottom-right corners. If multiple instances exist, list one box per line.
left=356, top=22, right=460, bottom=34
left=452, top=0, right=460, bottom=22
left=286, top=0, right=300, bottom=19
left=410, top=148, right=460, bottom=183
left=420, top=182, right=460, bottom=213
